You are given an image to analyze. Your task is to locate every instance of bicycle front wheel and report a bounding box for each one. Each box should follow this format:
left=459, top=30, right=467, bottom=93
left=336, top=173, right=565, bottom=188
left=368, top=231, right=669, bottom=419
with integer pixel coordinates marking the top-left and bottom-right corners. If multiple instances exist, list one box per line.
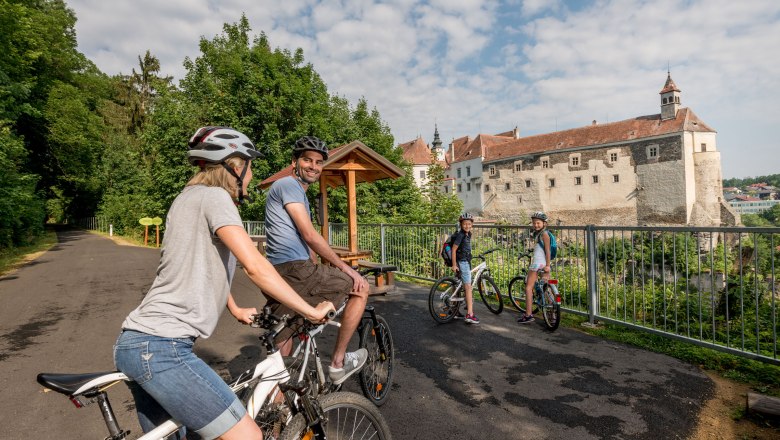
left=428, top=276, right=460, bottom=323
left=359, top=315, right=394, bottom=406
left=477, top=275, right=503, bottom=314
left=508, top=276, right=528, bottom=312
left=541, top=284, right=561, bottom=331
left=280, top=391, right=393, bottom=440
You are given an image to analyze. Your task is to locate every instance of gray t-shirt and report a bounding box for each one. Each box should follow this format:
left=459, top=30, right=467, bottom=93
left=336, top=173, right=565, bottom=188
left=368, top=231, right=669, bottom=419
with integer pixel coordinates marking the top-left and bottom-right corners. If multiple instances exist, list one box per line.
left=265, top=176, right=311, bottom=265
left=121, top=185, right=243, bottom=339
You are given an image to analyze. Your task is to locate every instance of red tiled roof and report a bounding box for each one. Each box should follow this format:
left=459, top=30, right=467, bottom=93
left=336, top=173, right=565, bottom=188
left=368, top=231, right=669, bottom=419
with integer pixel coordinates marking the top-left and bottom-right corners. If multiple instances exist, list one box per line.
left=398, top=137, right=434, bottom=165
left=451, top=133, right=515, bottom=164
left=484, top=108, right=715, bottom=163
left=732, top=195, right=761, bottom=202
left=660, top=74, right=681, bottom=94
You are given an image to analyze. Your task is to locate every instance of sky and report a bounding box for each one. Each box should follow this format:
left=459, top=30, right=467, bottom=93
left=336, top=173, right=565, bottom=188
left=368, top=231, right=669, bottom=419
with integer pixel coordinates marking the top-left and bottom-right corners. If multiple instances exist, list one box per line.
left=66, top=0, right=780, bottom=179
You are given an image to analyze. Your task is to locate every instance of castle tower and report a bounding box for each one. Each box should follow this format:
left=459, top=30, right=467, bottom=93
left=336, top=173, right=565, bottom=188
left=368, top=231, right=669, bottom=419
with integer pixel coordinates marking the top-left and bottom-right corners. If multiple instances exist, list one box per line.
left=660, top=71, right=681, bottom=120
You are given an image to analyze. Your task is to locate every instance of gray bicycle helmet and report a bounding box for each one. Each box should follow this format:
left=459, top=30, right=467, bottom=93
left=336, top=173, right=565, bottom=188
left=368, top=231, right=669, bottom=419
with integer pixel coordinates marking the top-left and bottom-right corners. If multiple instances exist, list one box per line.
left=187, top=126, right=263, bottom=165
left=459, top=212, right=474, bottom=222
left=293, top=136, right=329, bottom=161
left=530, top=211, right=548, bottom=222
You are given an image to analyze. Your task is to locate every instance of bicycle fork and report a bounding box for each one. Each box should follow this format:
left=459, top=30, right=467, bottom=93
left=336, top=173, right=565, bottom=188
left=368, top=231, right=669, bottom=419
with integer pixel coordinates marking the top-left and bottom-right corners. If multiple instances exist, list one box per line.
left=361, top=305, right=389, bottom=362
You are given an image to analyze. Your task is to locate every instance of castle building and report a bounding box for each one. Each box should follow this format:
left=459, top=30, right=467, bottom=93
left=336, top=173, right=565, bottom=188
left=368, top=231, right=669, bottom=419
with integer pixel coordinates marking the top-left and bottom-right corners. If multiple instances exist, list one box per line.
left=455, top=73, right=737, bottom=226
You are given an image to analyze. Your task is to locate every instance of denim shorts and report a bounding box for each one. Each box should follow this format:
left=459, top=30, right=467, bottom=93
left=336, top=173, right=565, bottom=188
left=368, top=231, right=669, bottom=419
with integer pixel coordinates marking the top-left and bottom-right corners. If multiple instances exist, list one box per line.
left=114, top=330, right=245, bottom=439
left=458, top=260, right=472, bottom=283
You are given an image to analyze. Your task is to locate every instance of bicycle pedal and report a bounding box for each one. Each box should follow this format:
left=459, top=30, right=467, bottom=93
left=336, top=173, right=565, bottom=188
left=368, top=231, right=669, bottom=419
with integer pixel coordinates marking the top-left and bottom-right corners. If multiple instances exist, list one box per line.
left=449, top=296, right=465, bottom=301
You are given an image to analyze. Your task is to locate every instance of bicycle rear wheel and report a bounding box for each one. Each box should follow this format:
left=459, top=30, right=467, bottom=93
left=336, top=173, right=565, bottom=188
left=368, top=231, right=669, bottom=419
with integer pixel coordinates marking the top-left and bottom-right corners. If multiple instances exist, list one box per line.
left=280, top=391, right=393, bottom=440
left=428, top=277, right=460, bottom=323
left=477, top=275, right=503, bottom=314
left=541, top=284, right=561, bottom=330
left=359, top=315, right=394, bottom=406
left=508, top=276, right=528, bottom=312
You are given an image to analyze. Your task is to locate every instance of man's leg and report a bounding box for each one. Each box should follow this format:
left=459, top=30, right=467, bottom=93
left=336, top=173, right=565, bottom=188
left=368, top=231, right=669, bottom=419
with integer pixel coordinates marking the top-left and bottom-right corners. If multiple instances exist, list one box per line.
left=331, top=287, right=368, bottom=368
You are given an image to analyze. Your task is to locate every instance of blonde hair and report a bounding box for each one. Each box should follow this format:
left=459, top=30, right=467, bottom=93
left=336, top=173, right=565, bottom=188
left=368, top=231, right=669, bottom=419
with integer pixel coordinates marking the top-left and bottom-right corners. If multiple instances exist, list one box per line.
left=186, top=157, right=247, bottom=199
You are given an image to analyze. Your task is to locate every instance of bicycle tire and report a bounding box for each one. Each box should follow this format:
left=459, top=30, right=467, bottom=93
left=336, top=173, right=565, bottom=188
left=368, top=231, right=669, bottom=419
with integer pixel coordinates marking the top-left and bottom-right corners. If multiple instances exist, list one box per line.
left=541, top=284, right=561, bottom=331
left=477, top=275, right=503, bottom=314
left=508, top=276, right=527, bottom=312
left=358, top=315, right=394, bottom=406
left=279, top=391, right=393, bottom=440
left=428, top=276, right=460, bottom=323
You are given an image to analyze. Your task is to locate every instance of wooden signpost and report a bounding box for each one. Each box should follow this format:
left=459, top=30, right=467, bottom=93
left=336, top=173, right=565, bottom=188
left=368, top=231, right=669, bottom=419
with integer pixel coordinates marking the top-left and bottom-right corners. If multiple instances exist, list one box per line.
left=139, top=217, right=153, bottom=246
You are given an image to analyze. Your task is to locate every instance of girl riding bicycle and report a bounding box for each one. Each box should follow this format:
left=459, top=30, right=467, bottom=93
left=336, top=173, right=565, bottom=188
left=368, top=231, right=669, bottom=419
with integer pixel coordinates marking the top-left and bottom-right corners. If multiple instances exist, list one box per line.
left=114, top=127, right=334, bottom=440
left=517, top=211, right=552, bottom=324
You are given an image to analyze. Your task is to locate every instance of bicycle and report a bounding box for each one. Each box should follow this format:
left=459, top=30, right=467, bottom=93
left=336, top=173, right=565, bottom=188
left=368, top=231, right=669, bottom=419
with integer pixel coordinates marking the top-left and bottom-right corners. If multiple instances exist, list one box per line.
left=37, top=308, right=392, bottom=440
left=507, top=251, right=562, bottom=330
left=428, top=248, right=503, bottom=323
left=286, top=265, right=396, bottom=406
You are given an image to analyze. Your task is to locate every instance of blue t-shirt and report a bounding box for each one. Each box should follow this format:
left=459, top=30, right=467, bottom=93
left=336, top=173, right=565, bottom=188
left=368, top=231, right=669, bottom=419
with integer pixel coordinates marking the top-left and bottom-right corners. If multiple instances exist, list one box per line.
left=265, top=176, right=312, bottom=265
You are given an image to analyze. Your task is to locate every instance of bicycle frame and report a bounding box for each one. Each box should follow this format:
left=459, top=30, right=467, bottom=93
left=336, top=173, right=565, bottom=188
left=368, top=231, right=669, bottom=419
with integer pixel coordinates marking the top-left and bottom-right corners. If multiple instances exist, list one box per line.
left=38, top=315, right=296, bottom=440
left=451, top=259, right=489, bottom=296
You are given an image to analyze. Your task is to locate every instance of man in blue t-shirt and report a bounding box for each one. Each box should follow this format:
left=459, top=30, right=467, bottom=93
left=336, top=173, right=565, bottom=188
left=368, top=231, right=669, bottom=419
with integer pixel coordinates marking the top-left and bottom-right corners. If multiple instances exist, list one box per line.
left=264, top=136, right=369, bottom=385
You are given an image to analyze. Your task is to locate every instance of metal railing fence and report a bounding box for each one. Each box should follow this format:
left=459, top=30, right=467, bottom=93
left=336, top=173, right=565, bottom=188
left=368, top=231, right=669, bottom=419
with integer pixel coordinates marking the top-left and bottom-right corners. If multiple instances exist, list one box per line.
left=74, top=218, right=777, bottom=364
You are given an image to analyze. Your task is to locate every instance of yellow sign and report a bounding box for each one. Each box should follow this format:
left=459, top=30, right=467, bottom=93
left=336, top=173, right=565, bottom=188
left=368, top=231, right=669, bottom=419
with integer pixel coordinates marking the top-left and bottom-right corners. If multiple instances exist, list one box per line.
left=151, top=217, right=163, bottom=226
left=139, top=217, right=153, bottom=226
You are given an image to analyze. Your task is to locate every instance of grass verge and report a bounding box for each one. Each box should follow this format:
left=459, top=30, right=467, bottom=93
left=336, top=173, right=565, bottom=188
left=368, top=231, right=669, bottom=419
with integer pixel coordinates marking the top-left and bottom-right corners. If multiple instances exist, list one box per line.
left=0, top=228, right=59, bottom=276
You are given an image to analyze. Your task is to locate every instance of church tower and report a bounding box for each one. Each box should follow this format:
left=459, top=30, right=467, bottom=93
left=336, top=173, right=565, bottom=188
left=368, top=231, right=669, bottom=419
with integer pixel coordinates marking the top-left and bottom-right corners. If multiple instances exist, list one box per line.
left=660, top=71, right=681, bottom=120
left=431, top=123, right=443, bottom=161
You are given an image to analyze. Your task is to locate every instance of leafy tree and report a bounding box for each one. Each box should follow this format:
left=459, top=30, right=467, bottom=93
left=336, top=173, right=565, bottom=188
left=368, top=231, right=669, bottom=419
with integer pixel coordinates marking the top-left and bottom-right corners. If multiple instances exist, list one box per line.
left=421, top=151, right=462, bottom=224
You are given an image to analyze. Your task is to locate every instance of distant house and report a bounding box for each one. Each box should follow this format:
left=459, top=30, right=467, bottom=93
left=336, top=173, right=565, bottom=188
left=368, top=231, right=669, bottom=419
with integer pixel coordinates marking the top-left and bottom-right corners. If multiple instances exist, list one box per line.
left=398, top=125, right=446, bottom=189
left=729, top=196, right=780, bottom=214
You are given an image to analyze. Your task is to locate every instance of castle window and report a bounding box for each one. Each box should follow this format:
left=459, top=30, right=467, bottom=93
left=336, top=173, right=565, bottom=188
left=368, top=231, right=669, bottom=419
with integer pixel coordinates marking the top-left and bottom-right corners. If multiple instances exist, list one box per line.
left=577, top=194, right=583, bottom=202
left=444, top=186, right=448, bottom=193
left=466, top=166, right=471, bottom=177
left=542, top=160, right=549, bottom=168
left=525, top=179, right=531, bottom=188
left=610, top=152, right=618, bottom=162
left=613, top=174, right=620, bottom=183
left=484, top=184, right=490, bottom=192
left=663, top=97, right=668, bottom=104
left=489, top=165, right=496, bottom=176
left=592, top=175, right=599, bottom=184
left=575, top=176, right=582, bottom=185
left=549, top=179, right=555, bottom=188
left=570, top=156, right=580, bottom=166
left=457, top=168, right=462, bottom=178
left=457, top=184, right=462, bottom=192
left=515, top=163, right=522, bottom=172
left=648, top=145, right=658, bottom=158
left=505, top=183, right=511, bottom=190
left=701, top=143, right=707, bottom=152
left=419, top=170, right=425, bottom=179
left=467, top=183, right=471, bottom=191
left=518, top=195, right=522, bottom=203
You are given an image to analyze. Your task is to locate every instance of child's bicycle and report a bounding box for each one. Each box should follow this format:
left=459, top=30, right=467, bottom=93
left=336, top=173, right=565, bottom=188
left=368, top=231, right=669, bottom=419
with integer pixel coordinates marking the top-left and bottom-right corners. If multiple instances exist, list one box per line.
left=428, top=248, right=503, bottom=323
left=286, top=265, right=396, bottom=406
left=36, top=309, right=392, bottom=440
left=507, top=250, right=562, bottom=330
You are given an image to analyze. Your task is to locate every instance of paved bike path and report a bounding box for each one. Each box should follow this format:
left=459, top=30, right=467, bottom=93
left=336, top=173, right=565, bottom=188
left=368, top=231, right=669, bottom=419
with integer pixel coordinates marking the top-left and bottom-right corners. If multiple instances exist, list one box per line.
left=0, top=228, right=712, bottom=439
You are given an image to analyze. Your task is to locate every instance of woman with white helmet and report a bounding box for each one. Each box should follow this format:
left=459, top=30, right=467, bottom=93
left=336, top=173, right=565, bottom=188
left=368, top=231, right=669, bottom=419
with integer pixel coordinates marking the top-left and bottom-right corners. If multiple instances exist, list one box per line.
left=113, top=126, right=334, bottom=440
left=517, top=211, right=551, bottom=324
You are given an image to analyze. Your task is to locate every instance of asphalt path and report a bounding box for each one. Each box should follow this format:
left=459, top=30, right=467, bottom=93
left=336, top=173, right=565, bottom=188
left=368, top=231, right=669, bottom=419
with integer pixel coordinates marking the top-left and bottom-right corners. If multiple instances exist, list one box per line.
left=0, top=227, right=713, bottom=439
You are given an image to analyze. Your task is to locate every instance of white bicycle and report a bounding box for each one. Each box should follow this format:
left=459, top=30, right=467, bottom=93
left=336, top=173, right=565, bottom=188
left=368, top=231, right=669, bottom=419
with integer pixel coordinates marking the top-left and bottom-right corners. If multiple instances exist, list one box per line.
left=428, top=248, right=503, bottom=322
left=37, top=308, right=392, bottom=440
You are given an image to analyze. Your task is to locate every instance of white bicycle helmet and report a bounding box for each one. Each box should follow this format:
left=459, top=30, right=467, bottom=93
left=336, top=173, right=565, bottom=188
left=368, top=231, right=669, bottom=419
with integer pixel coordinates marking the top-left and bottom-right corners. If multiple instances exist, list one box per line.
left=459, top=212, right=474, bottom=222
left=187, top=126, right=263, bottom=165
left=530, top=211, right=548, bottom=222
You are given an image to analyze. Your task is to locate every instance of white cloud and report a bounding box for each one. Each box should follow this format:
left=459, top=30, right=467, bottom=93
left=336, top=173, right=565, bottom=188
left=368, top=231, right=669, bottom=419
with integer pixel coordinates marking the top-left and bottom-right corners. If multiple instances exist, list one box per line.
left=66, top=0, right=780, bottom=177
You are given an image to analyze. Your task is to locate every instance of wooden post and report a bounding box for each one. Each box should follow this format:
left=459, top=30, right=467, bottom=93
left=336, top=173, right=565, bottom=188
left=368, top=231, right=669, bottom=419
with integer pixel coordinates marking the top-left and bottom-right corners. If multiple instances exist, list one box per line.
left=346, top=165, right=357, bottom=253
left=319, top=173, right=329, bottom=242
left=144, top=225, right=148, bottom=246
left=156, top=225, right=160, bottom=247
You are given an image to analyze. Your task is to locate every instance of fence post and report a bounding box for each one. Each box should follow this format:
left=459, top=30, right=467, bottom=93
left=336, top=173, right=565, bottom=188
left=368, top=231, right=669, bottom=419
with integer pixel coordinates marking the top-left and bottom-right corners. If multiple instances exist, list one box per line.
left=380, top=224, right=386, bottom=264
left=585, top=224, right=599, bottom=325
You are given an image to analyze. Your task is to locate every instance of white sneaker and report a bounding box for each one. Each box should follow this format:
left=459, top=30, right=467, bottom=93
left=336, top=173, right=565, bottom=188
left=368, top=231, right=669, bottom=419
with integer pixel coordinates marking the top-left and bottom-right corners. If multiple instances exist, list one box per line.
left=328, top=348, right=368, bottom=385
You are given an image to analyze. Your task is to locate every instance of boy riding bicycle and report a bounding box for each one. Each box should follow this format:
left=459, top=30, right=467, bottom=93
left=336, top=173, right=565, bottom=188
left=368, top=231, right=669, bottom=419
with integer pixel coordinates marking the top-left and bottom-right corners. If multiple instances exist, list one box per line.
left=517, top=211, right=552, bottom=324
left=450, top=213, right=479, bottom=325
